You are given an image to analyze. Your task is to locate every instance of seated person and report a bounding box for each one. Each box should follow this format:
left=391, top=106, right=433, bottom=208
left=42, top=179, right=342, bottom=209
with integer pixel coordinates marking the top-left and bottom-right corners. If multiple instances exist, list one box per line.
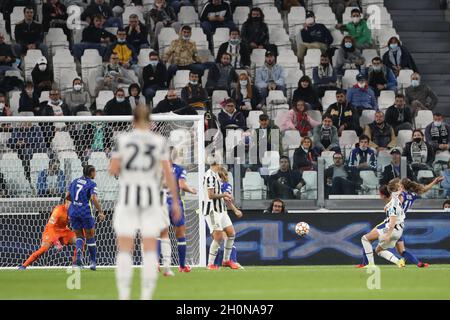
left=405, top=72, right=438, bottom=115
left=153, top=89, right=197, bottom=115
left=424, top=112, right=450, bottom=154
left=292, top=75, right=322, bottom=111
left=384, top=93, right=413, bottom=134
left=14, top=6, right=48, bottom=57
left=31, top=57, right=53, bottom=93
left=441, top=160, right=450, bottom=199
left=403, top=129, right=435, bottom=175
left=230, top=72, right=258, bottom=116
left=364, top=111, right=397, bottom=152
left=248, top=114, right=282, bottom=166
left=216, top=28, right=251, bottom=70
left=326, top=89, right=362, bottom=136
left=335, top=35, right=365, bottom=76
left=365, top=56, right=397, bottom=97
left=128, top=83, right=146, bottom=110
left=104, top=88, right=132, bottom=115
left=330, top=0, right=361, bottom=24
left=180, top=71, right=209, bottom=110
left=217, top=97, right=247, bottom=137
left=293, top=136, right=319, bottom=171
left=263, top=198, right=288, bottom=214
left=104, top=28, right=138, bottom=70
left=124, top=14, right=149, bottom=53
left=382, top=36, right=418, bottom=77
left=240, top=7, right=274, bottom=53
left=349, top=134, right=377, bottom=172
left=335, top=8, right=372, bottom=49
left=205, top=52, right=239, bottom=96
left=41, top=89, right=70, bottom=116
left=312, top=54, right=338, bottom=98
left=255, top=50, right=286, bottom=103
left=346, top=74, right=378, bottom=115
left=37, top=158, right=65, bottom=197
left=80, top=0, right=122, bottom=28
left=279, top=100, right=320, bottom=136
left=325, top=152, right=362, bottom=197
left=18, top=82, right=40, bottom=115
left=95, top=53, right=134, bottom=95
left=268, top=156, right=305, bottom=199
left=149, top=0, right=181, bottom=48
left=64, top=77, right=91, bottom=115
left=312, top=114, right=341, bottom=154
left=0, top=32, right=17, bottom=75
left=380, top=148, right=415, bottom=186
left=42, top=0, right=69, bottom=40
left=142, top=51, right=168, bottom=102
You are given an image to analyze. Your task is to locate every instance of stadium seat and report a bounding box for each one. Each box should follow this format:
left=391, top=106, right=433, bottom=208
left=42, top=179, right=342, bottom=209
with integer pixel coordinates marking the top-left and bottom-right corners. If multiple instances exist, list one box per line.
left=342, top=70, right=359, bottom=89
left=57, top=151, right=83, bottom=180
left=306, top=110, right=322, bottom=123
left=81, top=49, right=103, bottom=95
left=301, top=170, right=317, bottom=199
left=330, top=29, right=344, bottom=48
left=321, top=90, right=337, bottom=110
left=52, top=132, right=76, bottom=153
left=10, top=6, right=26, bottom=41
left=285, top=68, right=304, bottom=100
left=30, top=153, right=50, bottom=187
left=88, top=152, right=109, bottom=172
left=212, top=90, right=229, bottom=110
left=378, top=90, right=396, bottom=111
left=24, top=49, right=44, bottom=82
left=0, top=157, right=32, bottom=197
left=321, top=151, right=335, bottom=169
left=342, top=6, right=361, bottom=24
left=397, top=69, right=414, bottom=92
left=376, top=149, right=392, bottom=175
left=138, top=48, right=154, bottom=67
left=169, top=129, right=191, bottom=148
left=362, top=49, right=379, bottom=67
left=39, top=91, right=50, bottom=103
left=242, top=171, right=266, bottom=200
left=340, top=130, right=359, bottom=148
left=397, top=130, right=413, bottom=149
left=96, top=91, right=114, bottom=111
left=415, top=110, right=433, bottom=130
left=360, top=110, right=376, bottom=127
left=96, top=171, right=120, bottom=202
left=315, top=6, right=337, bottom=28
left=266, top=90, right=287, bottom=106
left=185, top=172, right=199, bottom=200
left=153, top=90, right=168, bottom=108
left=158, top=27, right=178, bottom=56
left=263, top=6, right=283, bottom=28
left=260, top=150, right=280, bottom=176
left=213, top=27, right=230, bottom=56
left=247, top=110, right=264, bottom=129
left=9, top=91, right=21, bottom=116
left=274, top=110, right=290, bottom=129
left=233, top=6, right=250, bottom=28
left=122, top=6, right=145, bottom=25
left=191, top=27, right=209, bottom=51
left=178, top=6, right=200, bottom=27
left=360, top=170, right=379, bottom=194
left=282, top=130, right=301, bottom=152
left=173, top=70, right=190, bottom=91
left=269, top=27, right=291, bottom=50
left=304, top=49, right=321, bottom=78
left=288, top=6, right=306, bottom=40
left=250, top=49, right=266, bottom=69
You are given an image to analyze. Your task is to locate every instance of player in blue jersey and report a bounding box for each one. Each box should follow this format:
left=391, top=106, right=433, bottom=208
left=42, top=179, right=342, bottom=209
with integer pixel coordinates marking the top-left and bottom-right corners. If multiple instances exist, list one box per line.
left=67, top=165, right=105, bottom=270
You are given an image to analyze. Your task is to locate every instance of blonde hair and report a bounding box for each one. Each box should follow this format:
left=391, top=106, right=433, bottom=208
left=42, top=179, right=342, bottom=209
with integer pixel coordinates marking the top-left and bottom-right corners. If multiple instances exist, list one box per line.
left=217, top=166, right=229, bottom=182
left=133, top=105, right=150, bottom=126
left=387, top=178, right=401, bottom=193
left=401, top=178, right=426, bottom=194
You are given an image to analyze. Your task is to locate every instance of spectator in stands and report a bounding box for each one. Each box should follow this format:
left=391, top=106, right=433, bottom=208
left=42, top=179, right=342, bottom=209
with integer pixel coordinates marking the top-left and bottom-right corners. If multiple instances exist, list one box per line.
left=325, top=152, right=361, bottom=197
left=441, top=161, right=450, bottom=199
left=142, top=51, right=168, bottom=102
left=41, top=89, right=69, bottom=116
left=405, top=72, right=438, bottom=115
left=380, top=148, right=415, bottom=186
left=42, top=0, right=69, bottom=40
left=326, top=89, right=361, bottom=136
left=95, top=53, right=134, bottom=95
left=64, top=77, right=91, bottom=115
left=313, top=114, right=340, bottom=154
left=335, top=35, right=365, bottom=76
left=268, top=156, right=305, bottom=199
left=31, top=57, right=53, bottom=93
left=403, top=129, right=435, bottom=176
left=124, top=14, right=149, bottom=53
left=7, top=121, right=46, bottom=182
left=128, top=83, right=146, bottom=110
left=263, top=198, right=288, bottom=214
left=297, top=10, right=333, bottom=64
left=365, top=56, right=397, bottom=97
left=349, top=134, right=377, bottom=172
left=312, top=53, right=338, bottom=98
left=425, top=113, right=450, bottom=154
left=105, top=28, right=138, bottom=69
left=163, top=25, right=205, bottom=82
left=104, top=88, right=132, bottom=115
left=230, top=72, right=258, bottom=116
left=167, top=0, right=194, bottom=14
left=0, top=32, right=17, bottom=75
left=14, top=6, right=48, bottom=57
left=249, top=114, right=282, bottom=161
left=200, top=0, right=235, bottom=52
left=293, top=136, right=319, bottom=171
left=217, top=97, right=247, bottom=137
left=255, top=50, right=286, bottom=103
left=382, top=36, right=418, bottom=77
left=385, top=93, right=414, bottom=134
left=81, top=0, right=122, bottom=28
left=280, top=99, right=320, bottom=136
left=206, top=52, right=239, bottom=95
left=240, top=7, right=272, bottom=53
left=330, top=0, right=361, bottom=24
left=180, top=71, right=209, bottom=111
left=73, top=14, right=115, bottom=60
left=335, top=8, right=372, bottom=49
left=153, top=89, right=197, bottom=115
left=346, top=74, right=378, bottom=115
left=37, top=158, right=65, bottom=197
left=216, top=28, right=251, bottom=71
left=0, top=0, right=36, bottom=34
left=149, top=0, right=181, bottom=48
left=0, top=94, right=12, bottom=117
left=292, top=75, right=322, bottom=111
left=0, top=172, right=7, bottom=198
left=364, top=110, right=396, bottom=152
left=19, top=82, right=40, bottom=115
left=443, top=199, right=450, bottom=209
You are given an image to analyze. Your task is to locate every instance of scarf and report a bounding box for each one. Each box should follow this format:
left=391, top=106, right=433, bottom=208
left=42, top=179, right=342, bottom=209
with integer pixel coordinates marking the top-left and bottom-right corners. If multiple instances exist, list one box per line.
left=410, top=141, right=427, bottom=163
left=318, top=63, right=334, bottom=78
left=388, top=47, right=402, bottom=67
left=295, top=111, right=311, bottom=137
left=430, top=124, right=448, bottom=144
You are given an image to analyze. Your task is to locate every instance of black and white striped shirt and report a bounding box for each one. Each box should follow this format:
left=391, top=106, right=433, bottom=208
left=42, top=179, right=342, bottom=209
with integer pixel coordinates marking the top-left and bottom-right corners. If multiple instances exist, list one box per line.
left=202, top=169, right=225, bottom=216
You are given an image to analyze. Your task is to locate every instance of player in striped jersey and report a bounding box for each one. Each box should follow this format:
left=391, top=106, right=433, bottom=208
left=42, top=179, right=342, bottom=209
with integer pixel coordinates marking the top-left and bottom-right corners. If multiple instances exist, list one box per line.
left=109, top=106, right=181, bottom=300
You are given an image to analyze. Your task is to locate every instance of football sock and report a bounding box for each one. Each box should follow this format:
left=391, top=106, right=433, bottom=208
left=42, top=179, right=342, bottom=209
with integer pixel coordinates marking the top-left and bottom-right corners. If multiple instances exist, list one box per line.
left=377, top=250, right=400, bottom=265
left=402, top=251, right=420, bottom=265
left=230, top=245, right=237, bottom=263
left=214, top=248, right=223, bottom=266
left=223, top=236, right=235, bottom=262
left=361, top=236, right=374, bottom=264
left=141, top=250, right=158, bottom=300
left=116, top=251, right=133, bottom=300
left=177, top=237, right=186, bottom=268
left=76, top=237, right=84, bottom=260
left=86, top=237, right=96, bottom=263
left=160, top=238, right=171, bottom=272
left=23, top=246, right=49, bottom=267
left=361, top=248, right=368, bottom=265
left=208, top=239, right=220, bottom=265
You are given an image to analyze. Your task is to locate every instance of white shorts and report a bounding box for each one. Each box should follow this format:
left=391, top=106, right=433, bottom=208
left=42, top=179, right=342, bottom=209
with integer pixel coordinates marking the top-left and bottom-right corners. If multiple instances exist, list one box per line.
left=377, top=227, right=403, bottom=250
left=113, top=204, right=166, bottom=238
left=205, top=211, right=233, bottom=234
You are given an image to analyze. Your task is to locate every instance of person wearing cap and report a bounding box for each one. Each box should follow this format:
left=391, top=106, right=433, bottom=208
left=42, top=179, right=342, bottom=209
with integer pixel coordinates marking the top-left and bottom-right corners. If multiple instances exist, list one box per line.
left=380, top=148, right=415, bottom=186
left=14, top=6, right=48, bottom=58
left=31, top=56, right=53, bottom=93
left=335, top=35, right=365, bottom=76
left=346, top=73, right=378, bottom=115
left=335, top=8, right=372, bottom=49
left=364, top=110, right=396, bottom=151
left=325, top=89, right=361, bottom=136
left=142, top=51, right=168, bottom=102
left=424, top=113, right=450, bottom=153
left=403, top=129, right=434, bottom=177
left=255, top=51, right=286, bottom=103
left=64, top=77, right=91, bottom=115
left=384, top=93, right=413, bottom=134
left=297, top=10, right=333, bottom=64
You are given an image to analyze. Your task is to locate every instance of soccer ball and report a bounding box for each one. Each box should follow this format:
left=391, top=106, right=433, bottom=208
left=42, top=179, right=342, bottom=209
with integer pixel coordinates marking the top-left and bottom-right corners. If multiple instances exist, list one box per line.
left=295, top=222, right=310, bottom=237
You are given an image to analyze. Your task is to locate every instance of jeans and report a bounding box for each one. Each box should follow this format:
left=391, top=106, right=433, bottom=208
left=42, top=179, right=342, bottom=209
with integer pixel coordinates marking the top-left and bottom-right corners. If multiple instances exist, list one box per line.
left=143, top=85, right=165, bottom=102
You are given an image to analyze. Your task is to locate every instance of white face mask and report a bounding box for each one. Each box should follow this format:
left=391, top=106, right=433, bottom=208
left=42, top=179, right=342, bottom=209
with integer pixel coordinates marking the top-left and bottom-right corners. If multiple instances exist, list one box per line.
left=444, top=207, right=450, bottom=212
left=73, top=84, right=82, bottom=91
left=38, top=64, right=46, bottom=71
left=117, top=38, right=126, bottom=43
left=240, top=80, right=248, bottom=86
left=358, top=82, right=365, bottom=88
left=149, top=60, right=158, bottom=66
left=434, top=121, right=442, bottom=127
left=0, top=102, right=5, bottom=109
left=411, top=79, right=420, bottom=87
left=189, top=80, right=198, bottom=85
left=182, top=35, right=190, bottom=41
left=360, top=146, right=367, bottom=151
left=116, top=97, right=125, bottom=103
left=352, top=17, right=361, bottom=24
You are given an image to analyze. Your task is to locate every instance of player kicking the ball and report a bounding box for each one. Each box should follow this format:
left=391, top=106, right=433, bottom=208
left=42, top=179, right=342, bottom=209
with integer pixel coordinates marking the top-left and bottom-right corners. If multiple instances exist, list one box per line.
left=109, top=105, right=181, bottom=300
left=67, top=165, right=105, bottom=270
left=19, top=199, right=76, bottom=269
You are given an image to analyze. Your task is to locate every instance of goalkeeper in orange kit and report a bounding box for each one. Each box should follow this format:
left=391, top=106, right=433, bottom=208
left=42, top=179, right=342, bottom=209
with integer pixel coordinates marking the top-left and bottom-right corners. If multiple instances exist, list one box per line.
left=19, top=199, right=77, bottom=269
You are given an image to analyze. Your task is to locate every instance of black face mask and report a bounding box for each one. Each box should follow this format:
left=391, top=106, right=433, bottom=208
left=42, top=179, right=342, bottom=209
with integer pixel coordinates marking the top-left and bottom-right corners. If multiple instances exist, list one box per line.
left=320, top=63, right=329, bottom=67
left=251, top=16, right=262, bottom=22
left=413, top=138, right=422, bottom=143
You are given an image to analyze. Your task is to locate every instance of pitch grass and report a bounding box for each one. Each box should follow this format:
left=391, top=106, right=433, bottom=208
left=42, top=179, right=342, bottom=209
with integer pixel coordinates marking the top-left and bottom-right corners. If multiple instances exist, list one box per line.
left=1, top=265, right=450, bottom=300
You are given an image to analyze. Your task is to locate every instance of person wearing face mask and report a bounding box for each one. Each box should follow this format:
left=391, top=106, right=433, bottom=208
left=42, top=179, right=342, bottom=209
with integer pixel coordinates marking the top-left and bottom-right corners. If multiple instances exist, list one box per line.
left=127, top=83, right=146, bottom=110
left=293, top=137, right=320, bottom=171
left=95, top=53, right=134, bottom=95
left=230, top=72, right=258, bottom=116
left=297, top=10, right=333, bottom=64
left=385, top=93, right=413, bottom=134
left=365, top=56, right=397, bottom=97
left=181, top=71, right=208, bottom=110
left=405, top=72, right=438, bottom=116
left=31, top=57, right=53, bottom=93
left=403, top=129, right=434, bottom=176
left=149, top=0, right=181, bottom=49
left=104, top=29, right=137, bottom=68
left=335, top=35, right=365, bottom=76
left=216, top=28, right=251, bottom=70
left=346, top=74, right=378, bottom=115
left=312, top=114, right=340, bottom=154
left=104, top=88, right=132, bottom=116
left=335, top=8, right=372, bottom=49
left=41, top=89, right=69, bottom=117
left=19, top=82, right=40, bottom=115
left=349, top=134, right=377, bottom=172
left=425, top=113, right=450, bottom=153
left=142, top=51, right=168, bottom=102
left=64, top=77, right=91, bottom=115
left=326, top=89, right=361, bottom=136
left=312, top=54, right=338, bottom=98
left=205, top=52, right=239, bottom=96
left=255, top=51, right=286, bottom=103
left=329, top=0, right=361, bottom=24
left=324, top=152, right=362, bottom=198
left=292, top=75, right=322, bottom=112
left=241, top=7, right=274, bottom=53
left=153, top=89, right=197, bottom=115
left=0, top=93, right=12, bottom=117
left=442, top=200, right=450, bottom=211
left=364, top=110, right=396, bottom=152
left=382, top=37, right=418, bottom=77
left=380, top=148, right=415, bottom=186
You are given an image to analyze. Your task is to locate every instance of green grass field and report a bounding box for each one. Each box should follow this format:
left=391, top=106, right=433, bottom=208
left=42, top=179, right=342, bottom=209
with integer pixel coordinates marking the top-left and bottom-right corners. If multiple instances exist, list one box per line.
left=1, top=265, right=450, bottom=300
